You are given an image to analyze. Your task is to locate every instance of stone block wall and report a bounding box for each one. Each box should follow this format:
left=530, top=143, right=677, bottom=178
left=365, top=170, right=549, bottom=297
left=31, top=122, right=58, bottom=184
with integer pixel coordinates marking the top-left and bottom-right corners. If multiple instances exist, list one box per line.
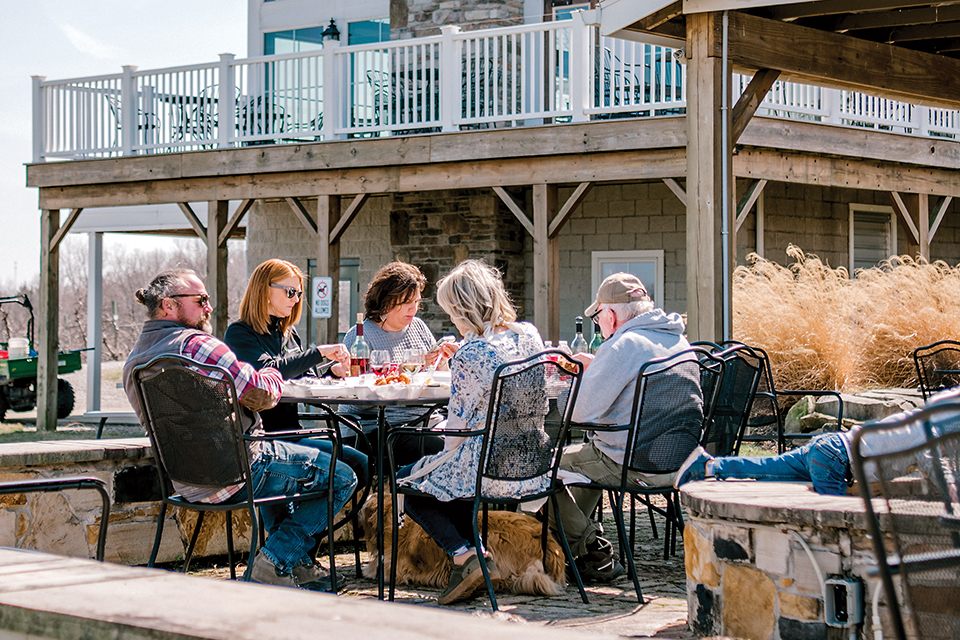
left=0, top=439, right=251, bottom=566
left=393, top=0, right=524, bottom=39
left=682, top=482, right=902, bottom=640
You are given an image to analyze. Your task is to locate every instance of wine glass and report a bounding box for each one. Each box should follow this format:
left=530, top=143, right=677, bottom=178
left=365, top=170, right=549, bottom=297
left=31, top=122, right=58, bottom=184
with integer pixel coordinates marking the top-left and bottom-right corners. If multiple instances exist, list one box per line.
left=402, top=348, right=425, bottom=376
left=370, top=350, right=390, bottom=378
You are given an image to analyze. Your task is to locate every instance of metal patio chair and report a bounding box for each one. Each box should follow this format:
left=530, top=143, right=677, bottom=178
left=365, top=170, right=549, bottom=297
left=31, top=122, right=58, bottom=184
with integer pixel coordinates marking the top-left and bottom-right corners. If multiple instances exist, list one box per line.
left=132, top=355, right=343, bottom=586
left=698, top=343, right=762, bottom=457
left=913, top=340, right=960, bottom=401
left=386, top=349, right=588, bottom=611
left=852, top=399, right=960, bottom=640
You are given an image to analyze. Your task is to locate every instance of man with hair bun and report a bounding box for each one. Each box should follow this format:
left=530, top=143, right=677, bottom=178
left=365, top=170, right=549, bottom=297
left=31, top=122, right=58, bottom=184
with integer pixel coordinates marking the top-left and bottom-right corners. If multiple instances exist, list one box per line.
left=122, top=269, right=357, bottom=593
left=546, top=273, right=698, bottom=582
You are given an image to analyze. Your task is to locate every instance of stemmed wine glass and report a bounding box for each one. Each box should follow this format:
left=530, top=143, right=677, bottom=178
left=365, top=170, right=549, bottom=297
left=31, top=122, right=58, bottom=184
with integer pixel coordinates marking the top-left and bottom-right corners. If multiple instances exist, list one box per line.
left=370, top=350, right=391, bottom=379
left=402, top=348, right=425, bottom=376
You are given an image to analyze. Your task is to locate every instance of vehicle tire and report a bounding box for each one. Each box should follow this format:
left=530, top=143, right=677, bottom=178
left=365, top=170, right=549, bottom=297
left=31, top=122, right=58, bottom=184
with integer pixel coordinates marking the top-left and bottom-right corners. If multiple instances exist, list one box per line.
left=57, top=379, right=75, bottom=419
left=0, top=392, right=7, bottom=422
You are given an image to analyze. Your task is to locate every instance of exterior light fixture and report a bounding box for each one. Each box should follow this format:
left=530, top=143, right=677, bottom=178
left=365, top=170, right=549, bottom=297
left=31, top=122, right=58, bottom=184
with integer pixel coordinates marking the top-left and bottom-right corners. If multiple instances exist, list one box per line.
left=322, top=19, right=340, bottom=42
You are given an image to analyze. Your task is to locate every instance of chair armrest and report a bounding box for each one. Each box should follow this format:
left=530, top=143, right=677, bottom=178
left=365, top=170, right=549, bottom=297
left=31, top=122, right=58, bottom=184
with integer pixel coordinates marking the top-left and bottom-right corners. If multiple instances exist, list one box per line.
left=571, top=421, right=631, bottom=433
left=243, top=427, right=338, bottom=442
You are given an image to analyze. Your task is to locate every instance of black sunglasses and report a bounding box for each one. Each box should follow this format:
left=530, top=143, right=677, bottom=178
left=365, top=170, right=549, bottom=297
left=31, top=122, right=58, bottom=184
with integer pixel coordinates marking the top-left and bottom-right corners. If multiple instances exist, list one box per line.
left=169, top=293, right=210, bottom=307
left=589, top=306, right=604, bottom=321
left=270, top=283, right=304, bottom=300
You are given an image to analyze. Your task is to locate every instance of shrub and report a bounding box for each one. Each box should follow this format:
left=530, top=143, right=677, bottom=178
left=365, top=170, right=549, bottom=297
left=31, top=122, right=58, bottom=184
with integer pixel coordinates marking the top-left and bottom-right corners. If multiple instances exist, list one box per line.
left=732, top=245, right=960, bottom=393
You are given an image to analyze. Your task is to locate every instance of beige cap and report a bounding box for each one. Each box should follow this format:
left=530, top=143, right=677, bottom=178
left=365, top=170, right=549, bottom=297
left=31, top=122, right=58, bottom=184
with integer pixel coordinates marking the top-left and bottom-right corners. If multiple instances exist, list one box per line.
left=584, top=273, right=649, bottom=317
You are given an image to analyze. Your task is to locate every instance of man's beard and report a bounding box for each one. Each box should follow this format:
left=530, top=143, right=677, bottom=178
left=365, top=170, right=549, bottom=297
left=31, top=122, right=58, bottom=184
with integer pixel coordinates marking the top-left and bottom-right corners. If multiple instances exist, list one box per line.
left=177, top=309, right=212, bottom=334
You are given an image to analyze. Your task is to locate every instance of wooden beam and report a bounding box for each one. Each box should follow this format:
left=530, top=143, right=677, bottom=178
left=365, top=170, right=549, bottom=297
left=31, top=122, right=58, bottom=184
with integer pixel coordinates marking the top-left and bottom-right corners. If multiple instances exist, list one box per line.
left=662, top=178, right=687, bottom=206
left=285, top=197, right=318, bottom=235
left=722, top=11, right=960, bottom=109
left=829, top=5, right=960, bottom=32
left=889, top=192, right=921, bottom=244
left=759, top=0, right=945, bottom=21
left=207, top=201, right=229, bottom=338
left=317, top=196, right=341, bottom=344
left=686, top=12, right=730, bottom=343
left=533, top=184, right=559, bottom=344
left=37, top=209, right=60, bottom=431
left=731, top=69, right=781, bottom=144
left=49, top=208, right=84, bottom=252
left=217, top=198, right=254, bottom=247
left=330, top=193, right=370, bottom=245
left=733, top=148, right=960, bottom=197
left=930, top=196, right=953, bottom=240
left=549, top=182, right=593, bottom=238
left=176, top=202, right=207, bottom=244
left=492, top=187, right=535, bottom=236
left=735, top=179, right=768, bottom=232
left=632, top=0, right=682, bottom=30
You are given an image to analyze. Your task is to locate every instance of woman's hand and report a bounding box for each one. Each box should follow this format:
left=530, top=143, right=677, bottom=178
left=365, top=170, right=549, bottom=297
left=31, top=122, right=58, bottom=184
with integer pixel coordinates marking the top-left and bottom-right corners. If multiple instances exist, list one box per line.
left=318, top=343, right=350, bottom=367
left=426, top=340, right=459, bottom=366
left=330, top=362, right=348, bottom=378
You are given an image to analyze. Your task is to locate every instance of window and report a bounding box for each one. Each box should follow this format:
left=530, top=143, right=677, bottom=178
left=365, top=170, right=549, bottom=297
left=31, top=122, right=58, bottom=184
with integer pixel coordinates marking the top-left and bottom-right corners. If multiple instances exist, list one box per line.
left=264, top=27, right=325, bottom=56
left=591, top=250, right=664, bottom=308
left=849, top=204, right=896, bottom=273
left=553, top=3, right=590, bottom=20
left=348, top=19, right=390, bottom=45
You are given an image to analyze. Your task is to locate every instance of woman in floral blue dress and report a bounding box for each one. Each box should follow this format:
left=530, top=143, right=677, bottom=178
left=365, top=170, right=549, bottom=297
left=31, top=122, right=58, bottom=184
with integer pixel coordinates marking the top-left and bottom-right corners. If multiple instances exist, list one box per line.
left=396, top=259, right=546, bottom=605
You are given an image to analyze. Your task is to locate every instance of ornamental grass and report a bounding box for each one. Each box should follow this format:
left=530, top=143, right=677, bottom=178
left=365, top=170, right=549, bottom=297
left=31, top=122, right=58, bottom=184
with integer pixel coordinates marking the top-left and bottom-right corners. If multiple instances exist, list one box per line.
left=732, top=245, right=960, bottom=393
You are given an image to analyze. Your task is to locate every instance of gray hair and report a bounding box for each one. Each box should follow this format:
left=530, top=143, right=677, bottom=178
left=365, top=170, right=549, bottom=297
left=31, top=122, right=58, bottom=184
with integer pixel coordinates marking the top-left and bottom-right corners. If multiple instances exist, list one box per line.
left=135, top=269, right=197, bottom=319
left=606, top=299, right=655, bottom=325
left=436, top=259, right=516, bottom=338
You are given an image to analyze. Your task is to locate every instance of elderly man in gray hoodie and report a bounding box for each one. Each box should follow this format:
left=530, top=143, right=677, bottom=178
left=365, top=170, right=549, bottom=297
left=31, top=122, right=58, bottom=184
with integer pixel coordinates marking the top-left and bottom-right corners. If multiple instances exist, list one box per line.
left=548, top=273, right=697, bottom=582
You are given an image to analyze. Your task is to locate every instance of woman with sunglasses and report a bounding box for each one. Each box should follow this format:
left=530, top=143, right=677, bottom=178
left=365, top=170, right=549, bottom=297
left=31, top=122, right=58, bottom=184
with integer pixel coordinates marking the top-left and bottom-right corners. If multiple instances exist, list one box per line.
left=225, top=259, right=368, bottom=487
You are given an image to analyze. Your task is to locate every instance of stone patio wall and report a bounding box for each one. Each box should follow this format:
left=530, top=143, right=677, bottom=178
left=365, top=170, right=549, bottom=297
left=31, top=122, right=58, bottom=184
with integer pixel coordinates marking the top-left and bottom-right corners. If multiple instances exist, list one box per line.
left=0, top=439, right=250, bottom=566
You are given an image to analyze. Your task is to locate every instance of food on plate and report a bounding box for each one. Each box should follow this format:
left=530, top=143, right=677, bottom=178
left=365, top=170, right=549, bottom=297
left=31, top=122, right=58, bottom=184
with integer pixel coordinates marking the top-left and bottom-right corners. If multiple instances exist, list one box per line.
left=375, top=372, right=411, bottom=386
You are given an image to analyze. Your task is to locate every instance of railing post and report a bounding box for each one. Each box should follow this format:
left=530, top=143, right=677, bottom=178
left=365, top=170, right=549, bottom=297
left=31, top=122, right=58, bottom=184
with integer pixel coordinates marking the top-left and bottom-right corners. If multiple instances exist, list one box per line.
left=570, top=11, right=591, bottom=123
left=218, top=53, right=235, bottom=149
left=121, top=65, right=137, bottom=156
left=824, top=88, right=842, bottom=125
left=439, top=26, right=461, bottom=133
left=916, top=105, right=929, bottom=136
left=32, top=75, right=46, bottom=163
left=321, top=40, right=341, bottom=140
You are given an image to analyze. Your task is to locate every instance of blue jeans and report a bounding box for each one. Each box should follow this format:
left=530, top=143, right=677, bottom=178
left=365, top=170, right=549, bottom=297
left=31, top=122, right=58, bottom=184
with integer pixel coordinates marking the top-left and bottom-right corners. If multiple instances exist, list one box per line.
left=396, top=463, right=476, bottom=555
left=712, top=432, right=852, bottom=496
left=249, top=439, right=357, bottom=572
left=259, top=438, right=368, bottom=539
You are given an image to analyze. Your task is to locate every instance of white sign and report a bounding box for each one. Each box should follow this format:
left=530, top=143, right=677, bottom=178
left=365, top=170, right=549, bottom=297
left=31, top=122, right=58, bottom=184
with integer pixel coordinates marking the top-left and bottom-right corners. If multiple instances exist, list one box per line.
left=312, top=276, right=333, bottom=319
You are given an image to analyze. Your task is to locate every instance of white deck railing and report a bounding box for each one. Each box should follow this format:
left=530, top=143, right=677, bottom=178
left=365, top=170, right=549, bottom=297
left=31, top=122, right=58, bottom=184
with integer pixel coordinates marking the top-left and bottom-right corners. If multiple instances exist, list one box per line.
left=32, top=13, right=960, bottom=162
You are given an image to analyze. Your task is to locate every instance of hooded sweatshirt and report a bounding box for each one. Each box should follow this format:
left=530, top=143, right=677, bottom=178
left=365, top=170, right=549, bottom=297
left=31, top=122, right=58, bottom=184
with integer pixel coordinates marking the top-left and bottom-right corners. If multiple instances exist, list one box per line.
left=572, top=308, right=695, bottom=469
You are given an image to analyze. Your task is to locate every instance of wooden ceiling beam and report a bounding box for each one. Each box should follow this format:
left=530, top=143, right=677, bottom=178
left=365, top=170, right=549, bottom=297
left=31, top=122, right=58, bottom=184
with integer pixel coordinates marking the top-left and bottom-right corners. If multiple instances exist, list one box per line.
left=759, top=0, right=957, bottom=21
left=633, top=0, right=682, bottom=30
left=721, top=12, right=960, bottom=109
left=820, top=4, right=960, bottom=32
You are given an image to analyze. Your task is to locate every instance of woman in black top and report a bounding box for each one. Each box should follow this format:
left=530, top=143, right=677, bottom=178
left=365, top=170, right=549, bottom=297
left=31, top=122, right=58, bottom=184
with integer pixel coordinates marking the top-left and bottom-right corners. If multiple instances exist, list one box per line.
left=224, top=259, right=368, bottom=488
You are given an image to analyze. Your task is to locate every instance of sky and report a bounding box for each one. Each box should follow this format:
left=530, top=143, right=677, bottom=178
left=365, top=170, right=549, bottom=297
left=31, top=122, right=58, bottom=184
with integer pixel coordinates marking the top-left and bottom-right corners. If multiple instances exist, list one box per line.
left=0, top=0, right=247, bottom=288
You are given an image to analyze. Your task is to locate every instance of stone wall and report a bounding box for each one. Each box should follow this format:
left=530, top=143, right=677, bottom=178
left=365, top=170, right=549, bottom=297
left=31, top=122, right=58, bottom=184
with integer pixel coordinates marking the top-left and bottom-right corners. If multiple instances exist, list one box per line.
left=393, top=0, right=524, bottom=39
left=682, top=482, right=898, bottom=640
left=0, top=439, right=250, bottom=566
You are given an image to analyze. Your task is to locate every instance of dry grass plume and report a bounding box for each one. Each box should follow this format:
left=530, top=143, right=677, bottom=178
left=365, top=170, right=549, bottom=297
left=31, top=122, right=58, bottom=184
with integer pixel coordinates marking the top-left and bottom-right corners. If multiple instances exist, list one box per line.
left=732, top=245, right=960, bottom=393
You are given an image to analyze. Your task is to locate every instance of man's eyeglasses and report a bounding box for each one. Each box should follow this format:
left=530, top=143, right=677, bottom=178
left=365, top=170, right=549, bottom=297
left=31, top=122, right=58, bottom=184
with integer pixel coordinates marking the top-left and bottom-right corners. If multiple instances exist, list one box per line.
left=589, top=306, right=604, bottom=322
left=270, top=283, right=303, bottom=300
left=169, top=293, right=210, bottom=307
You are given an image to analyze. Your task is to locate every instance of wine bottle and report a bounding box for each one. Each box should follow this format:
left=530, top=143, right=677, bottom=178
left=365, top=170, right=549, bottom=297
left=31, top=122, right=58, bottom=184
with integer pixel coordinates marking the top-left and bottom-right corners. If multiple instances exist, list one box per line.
left=349, top=312, right=370, bottom=376
left=589, top=320, right=604, bottom=354
left=570, top=316, right=588, bottom=355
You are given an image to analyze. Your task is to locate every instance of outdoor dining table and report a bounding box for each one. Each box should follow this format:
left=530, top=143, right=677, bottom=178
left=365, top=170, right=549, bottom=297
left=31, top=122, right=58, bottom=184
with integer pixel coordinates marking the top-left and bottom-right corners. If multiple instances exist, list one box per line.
left=280, top=377, right=450, bottom=599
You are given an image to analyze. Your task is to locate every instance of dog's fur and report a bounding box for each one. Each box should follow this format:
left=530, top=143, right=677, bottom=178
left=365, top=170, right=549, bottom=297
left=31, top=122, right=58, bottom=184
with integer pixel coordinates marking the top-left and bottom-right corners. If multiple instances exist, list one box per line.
left=361, top=494, right=566, bottom=596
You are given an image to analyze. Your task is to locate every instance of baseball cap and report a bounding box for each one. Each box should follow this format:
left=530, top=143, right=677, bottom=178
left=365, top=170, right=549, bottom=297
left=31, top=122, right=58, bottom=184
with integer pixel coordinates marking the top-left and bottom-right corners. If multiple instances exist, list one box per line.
left=584, top=273, right=649, bottom=317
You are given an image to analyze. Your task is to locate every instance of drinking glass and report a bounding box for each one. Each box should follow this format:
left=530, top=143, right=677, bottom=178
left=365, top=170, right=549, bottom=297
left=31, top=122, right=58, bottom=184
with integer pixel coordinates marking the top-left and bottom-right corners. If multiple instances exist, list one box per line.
left=370, top=350, right=390, bottom=378
left=402, top=349, right=425, bottom=376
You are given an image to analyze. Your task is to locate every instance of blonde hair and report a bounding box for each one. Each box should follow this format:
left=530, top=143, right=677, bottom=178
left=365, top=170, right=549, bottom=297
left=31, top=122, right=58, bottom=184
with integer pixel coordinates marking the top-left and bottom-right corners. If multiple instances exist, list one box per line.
left=239, top=259, right=304, bottom=336
left=436, top=259, right=516, bottom=338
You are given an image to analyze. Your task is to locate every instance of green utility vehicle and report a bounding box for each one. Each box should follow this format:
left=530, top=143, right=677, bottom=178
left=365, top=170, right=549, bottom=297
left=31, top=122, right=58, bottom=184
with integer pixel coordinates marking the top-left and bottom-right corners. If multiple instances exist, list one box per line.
left=0, top=295, right=79, bottom=421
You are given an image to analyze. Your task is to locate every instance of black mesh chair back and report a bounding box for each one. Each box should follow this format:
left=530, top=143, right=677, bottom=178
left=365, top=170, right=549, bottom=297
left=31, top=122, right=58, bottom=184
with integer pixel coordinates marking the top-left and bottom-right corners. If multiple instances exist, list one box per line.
left=914, top=340, right=960, bottom=401
left=625, top=349, right=718, bottom=475
left=699, top=344, right=762, bottom=457
left=136, top=359, right=250, bottom=489
left=852, top=400, right=960, bottom=640
left=477, top=352, right=572, bottom=492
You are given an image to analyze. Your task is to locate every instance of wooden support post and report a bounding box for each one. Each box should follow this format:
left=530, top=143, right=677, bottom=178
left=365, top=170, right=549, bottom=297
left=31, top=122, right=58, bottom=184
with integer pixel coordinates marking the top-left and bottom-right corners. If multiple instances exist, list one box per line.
left=317, top=195, right=342, bottom=344
left=37, top=209, right=60, bottom=431
left=207, top=201, right=229, bottom=338
left=685, top=12, right=731, bottom=342
left=888, top=192, right=929, bottom=261
left=533, top=184, right=559, bottom=344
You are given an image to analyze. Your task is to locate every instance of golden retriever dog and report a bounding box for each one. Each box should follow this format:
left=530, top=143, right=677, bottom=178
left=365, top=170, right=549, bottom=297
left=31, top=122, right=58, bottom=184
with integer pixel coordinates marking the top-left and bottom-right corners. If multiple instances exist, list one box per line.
left=361, top=494, right=566, bottom=596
